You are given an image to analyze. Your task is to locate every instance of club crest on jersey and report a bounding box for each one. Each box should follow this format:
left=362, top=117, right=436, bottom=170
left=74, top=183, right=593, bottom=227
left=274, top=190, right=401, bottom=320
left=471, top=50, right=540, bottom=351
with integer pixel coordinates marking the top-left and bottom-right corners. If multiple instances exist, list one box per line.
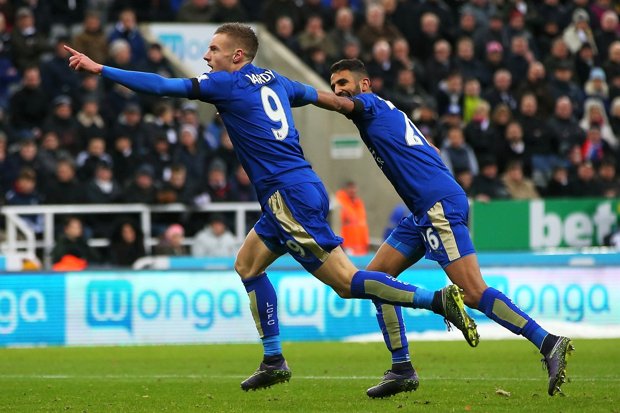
left=245, top=70, right=275, bottom=85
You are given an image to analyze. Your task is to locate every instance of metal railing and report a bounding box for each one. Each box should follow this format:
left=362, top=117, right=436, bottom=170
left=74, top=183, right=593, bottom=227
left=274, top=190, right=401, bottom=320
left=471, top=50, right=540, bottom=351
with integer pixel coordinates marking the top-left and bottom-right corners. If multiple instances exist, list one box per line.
left=1, top=202, right=261, bottom=268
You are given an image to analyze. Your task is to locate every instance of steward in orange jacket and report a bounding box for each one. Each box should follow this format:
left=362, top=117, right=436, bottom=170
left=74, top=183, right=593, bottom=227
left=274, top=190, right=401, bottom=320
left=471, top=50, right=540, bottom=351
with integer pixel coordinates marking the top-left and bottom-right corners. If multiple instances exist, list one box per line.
left=335, top=181, right=370, bottom=255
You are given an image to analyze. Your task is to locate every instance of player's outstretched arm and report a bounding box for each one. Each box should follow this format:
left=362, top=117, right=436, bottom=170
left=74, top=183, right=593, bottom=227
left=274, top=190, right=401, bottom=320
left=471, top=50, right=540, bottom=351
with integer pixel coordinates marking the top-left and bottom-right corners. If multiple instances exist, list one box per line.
left=315, top=91, right=356, bottom=114
left=64, top=45, right=192, bottom=98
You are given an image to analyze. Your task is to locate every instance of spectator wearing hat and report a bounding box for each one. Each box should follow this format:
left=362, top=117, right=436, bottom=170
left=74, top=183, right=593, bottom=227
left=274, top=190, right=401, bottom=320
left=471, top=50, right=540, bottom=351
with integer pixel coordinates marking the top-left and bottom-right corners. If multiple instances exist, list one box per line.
left=8, top=66, right=48, bottom=138
left=473, top=12, right=508, bottom=60
left=584, top=68, right=610, bottom=104
left=550, top=61, right=585, bottom=116
left=480, top=40, right=506, bottom=88
left=563, top=8, right=597, bottom=55
left=121, top=164, right=158, bottom=204
left=595, top=10, right=619, bottom=62
left=154, top=223, right=188, bottom=256
left=580, top=98, right=617, bottom=149
left=470, top=155, right=509, bottom=201
left=192, top=213, right=239, bottom=257
left=10, top=7, right=51, bottom=72
left=205, top=157, right=232, bottom=203
left=72, top=11, right=108, bottom=65
left=42, top=95, right=81, bottom=156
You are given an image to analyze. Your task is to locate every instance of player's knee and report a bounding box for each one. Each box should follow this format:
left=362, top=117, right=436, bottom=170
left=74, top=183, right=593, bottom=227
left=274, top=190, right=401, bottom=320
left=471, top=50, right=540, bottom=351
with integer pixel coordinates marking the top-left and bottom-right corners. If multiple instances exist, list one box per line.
left=333, top=285, right=353, bottom=299
left=234, top=259, right=252, bottom=280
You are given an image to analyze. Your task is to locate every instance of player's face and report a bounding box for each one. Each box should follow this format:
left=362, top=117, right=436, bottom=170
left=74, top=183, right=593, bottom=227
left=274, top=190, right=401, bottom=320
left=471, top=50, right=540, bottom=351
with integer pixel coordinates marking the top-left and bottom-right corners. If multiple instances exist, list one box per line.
left=330, top=70, right=367, bottom=97
left=204, top=33, right=237, bottom=73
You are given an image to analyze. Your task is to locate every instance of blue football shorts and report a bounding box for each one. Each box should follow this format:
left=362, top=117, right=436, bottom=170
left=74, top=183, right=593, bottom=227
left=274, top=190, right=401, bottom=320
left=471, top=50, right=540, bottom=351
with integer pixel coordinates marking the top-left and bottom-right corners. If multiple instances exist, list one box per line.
left=386, top=194, right=476, bottom=268
left=254, top=182, right=343, bottom=272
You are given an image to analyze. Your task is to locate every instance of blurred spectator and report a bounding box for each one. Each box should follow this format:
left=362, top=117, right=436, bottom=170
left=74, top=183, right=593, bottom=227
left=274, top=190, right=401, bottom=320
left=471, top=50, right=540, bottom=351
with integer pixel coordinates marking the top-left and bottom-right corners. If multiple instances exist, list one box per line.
left=0, top=14, right=19, bottom=111
left=473, top=12, right=507, bottom=59
left=365, top=39, right=402, bottom=91
left=603, top=41, right=620, bottom=91
left=574, top=42, right=598, bottom=87
left=502, top=160, right=540, bottom=199
left=205, top=158, right=232, bottom=202
left=546, top=96, right=586, bottom=157
left=229, top=164, right=257, bottom=202
left=42, top=95, right=81, bottom=156
left=179, top=101, right=206, bottom=148
left=544, top=165, right=572, bottom=198
left=4, top=136, right=44, bottom=189
left=109, top=219, right=146, bottom=267
left=211, top=0, right=248, bottom=23
left=335, top=180, right=369, bottom=256
left=388, top=68, right=428, bottom=116
left=76, top=136, right=112, bottom=181
left=549, top=62, right=584, bottom=112
left=154, top=223, right=188, bottom=256
left=610, top=97, right=620, bottom=137
left=299, top=0, right=331, bottom=29
left=580, top=98, right=617, bottom=149
left=84, top=160, right=122, bottom=204
left=441, top=126, right=479, bottom=177
left=176, top=0, right=214, bottom=22
left=480, top=41, right=505, bottom=88
left=192, top=213, right=239, bottom=257
left=464, top=100, right=498, bottom=162
left=543, top=37, right=573, bottom=75
left=261, top=0, right=302, bottom=35
left=420, top=25, right=451, bottom=90
left=470, top=155, right=509, bottom=201
left=517, top=93, right=558, bottom=185
left=304, top=46, right=331, bottom=82
left=584, top=67, right=610, bottom=105
left=595, top=10, right=619, bottom=61
left=496, top=121, right=532, bottom=176
left=412, top=99, right=440, bottom=146
left=51, top=216, right=100, bottom=266
left=110, top=102, right=149, bottom=157
left=516, top=61, right=555, bottom=117
left=461, top=0, right=497, bottom=30
left=274, top=16, right=299, bottom=54
left=455, top=37, right=487, bottom=87
left=174, top=123, right=208, bottom=185
left=296, top=15, right=337, bottom=61
left=103, top=39, right=135, bottom=90
left=568, top=161, right=603, bottom=197
left=143, top=135, right=173, bottom=183
left=40, top=37, right=81, bottom=99
left=462, top=78, right=482, bottom=124
left=10, top=7, right=50, bottom=72
left=111, top=135, right=139, bottom=186
left=76, top=97, right=107, bottom=143
left=597, top=158, right=620, bottom=198
left=9, top=66, right=47, bottom=139
left=38, top=131, right=69, bottom=176
left=435, top=70, right=462, bottom=116
left=455, top=10, right=477, bottom=40
left=108, top=8, right=146, bottom=65
left=357, top=3, right=402, bottom=60
left=483, top=69, right=517, bottom=112
left=489, top=103, right=513, bottom=140
left=563, top=8, right=597, bottom=55
left=74, top=74, right=104, bottom=111
left=505, top=35, right=533, bottom=89
left=455, top=169, right=474, bottom=196
left=145, top=101, right=178, bottom=148
left=505, top=8, right=537, bottom=55
left=326, top=7, right=358, bottom=60
left=72, top=11, right=108, bottom=64
left=581, top=126, right=613, bottom=167
left=4, top=167, right=43, bottom=233
left=122, top=164, right=158, bottom=204
left=412, top=12, right=445, bottom=63
left=44, top=158, right=84, bottom=204
left=156, top=163, right=198, bottom=205
left=0, top=132, right=9, bottom=195
left=392, top=37, right=426, bottom=87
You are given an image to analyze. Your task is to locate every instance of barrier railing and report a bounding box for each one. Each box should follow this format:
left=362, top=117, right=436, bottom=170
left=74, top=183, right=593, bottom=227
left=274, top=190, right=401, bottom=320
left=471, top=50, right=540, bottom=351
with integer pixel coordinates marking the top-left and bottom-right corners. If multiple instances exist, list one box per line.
left=0, top=202, right=261, bottom=268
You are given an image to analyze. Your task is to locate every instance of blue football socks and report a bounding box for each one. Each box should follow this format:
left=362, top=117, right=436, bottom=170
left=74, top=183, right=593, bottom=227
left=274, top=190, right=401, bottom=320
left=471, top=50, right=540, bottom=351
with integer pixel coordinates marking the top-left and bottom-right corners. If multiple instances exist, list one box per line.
left=373, top=300, right=410, bottom=364
left=242, top=273, right=282, bottom=357
left=478, top=287, right=548, bottom=349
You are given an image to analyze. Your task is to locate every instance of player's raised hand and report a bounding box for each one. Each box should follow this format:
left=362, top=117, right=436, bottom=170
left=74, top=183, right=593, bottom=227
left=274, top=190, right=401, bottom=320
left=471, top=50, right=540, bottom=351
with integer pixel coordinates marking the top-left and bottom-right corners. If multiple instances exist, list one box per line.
left=64, top=45, right=103, bottom=75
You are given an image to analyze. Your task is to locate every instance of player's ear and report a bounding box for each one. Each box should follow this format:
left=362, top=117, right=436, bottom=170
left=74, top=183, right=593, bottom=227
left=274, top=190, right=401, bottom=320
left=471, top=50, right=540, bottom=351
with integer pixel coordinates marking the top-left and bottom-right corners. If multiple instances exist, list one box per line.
left=232, top=49, right=243, bottom=64
left=361, top=77, right=371, bottom=91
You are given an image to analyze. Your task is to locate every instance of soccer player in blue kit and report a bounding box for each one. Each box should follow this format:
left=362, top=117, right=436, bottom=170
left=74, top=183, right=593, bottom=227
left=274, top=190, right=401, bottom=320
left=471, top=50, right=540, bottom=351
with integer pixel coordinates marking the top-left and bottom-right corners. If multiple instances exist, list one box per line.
left=312, top=58, right=574, bottom=398
left=64, top=24, right=475, bottom=394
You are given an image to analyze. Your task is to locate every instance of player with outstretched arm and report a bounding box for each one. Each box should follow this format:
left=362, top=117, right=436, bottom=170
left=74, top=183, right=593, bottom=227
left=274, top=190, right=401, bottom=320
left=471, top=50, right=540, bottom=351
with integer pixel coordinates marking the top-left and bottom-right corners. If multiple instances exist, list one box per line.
left=311, top=58, right=574, bottom=398
left=65, top=24, right=477, bottom=395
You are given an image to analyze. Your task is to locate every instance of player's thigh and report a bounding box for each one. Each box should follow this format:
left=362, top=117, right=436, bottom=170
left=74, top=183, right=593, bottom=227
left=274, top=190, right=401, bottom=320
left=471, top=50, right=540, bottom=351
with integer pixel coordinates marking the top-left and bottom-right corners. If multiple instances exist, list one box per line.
left=261, top=183, right=343, bottom=272
left=234, top=227, right=281, bottom=279
left=312, top=245, right=358, bottom=297
left=372, top=214, right=426, bottom=276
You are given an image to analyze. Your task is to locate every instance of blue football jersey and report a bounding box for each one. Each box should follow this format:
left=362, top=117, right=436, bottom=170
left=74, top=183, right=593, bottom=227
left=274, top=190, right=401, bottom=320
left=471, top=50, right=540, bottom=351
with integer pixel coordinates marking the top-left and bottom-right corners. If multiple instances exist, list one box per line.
left=193, top=64, right=321, bottom=204
left=349, top=93, right=464, bottom=217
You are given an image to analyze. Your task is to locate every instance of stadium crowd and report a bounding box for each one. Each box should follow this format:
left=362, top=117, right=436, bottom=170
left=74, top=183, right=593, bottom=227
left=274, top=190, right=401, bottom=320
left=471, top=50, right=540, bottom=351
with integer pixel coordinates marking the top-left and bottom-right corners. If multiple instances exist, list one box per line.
left=1, top=0, right=620, bottom=264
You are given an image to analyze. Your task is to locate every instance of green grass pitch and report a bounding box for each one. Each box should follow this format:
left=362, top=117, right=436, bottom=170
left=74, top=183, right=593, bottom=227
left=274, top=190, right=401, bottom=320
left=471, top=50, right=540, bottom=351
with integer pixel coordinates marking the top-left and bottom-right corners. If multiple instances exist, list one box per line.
left=0, top=339, right=618, bottom=412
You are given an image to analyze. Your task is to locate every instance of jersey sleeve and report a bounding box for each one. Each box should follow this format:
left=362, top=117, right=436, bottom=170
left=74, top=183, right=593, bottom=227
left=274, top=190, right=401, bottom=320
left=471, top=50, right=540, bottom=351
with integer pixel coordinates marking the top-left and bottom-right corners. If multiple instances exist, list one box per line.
left=192, top=71, right=234, bottom=103
left=102, top=66, right=193, bottom=97
left=278, top=75, right=318, bottom=107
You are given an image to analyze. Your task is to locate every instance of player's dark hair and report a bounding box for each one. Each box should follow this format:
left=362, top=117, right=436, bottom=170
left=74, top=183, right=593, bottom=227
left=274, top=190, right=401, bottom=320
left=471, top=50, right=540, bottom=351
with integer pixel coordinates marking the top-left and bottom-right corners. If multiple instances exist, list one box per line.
left=330, top=59, right=369, bottom=77
left=215, top=23, right=259, bottom=61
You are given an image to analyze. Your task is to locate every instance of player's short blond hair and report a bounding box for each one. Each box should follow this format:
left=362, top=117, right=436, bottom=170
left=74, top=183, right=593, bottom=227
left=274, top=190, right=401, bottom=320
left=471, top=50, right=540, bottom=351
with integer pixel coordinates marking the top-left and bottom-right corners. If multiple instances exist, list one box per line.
left=215, top=23, right=259, bottom=61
